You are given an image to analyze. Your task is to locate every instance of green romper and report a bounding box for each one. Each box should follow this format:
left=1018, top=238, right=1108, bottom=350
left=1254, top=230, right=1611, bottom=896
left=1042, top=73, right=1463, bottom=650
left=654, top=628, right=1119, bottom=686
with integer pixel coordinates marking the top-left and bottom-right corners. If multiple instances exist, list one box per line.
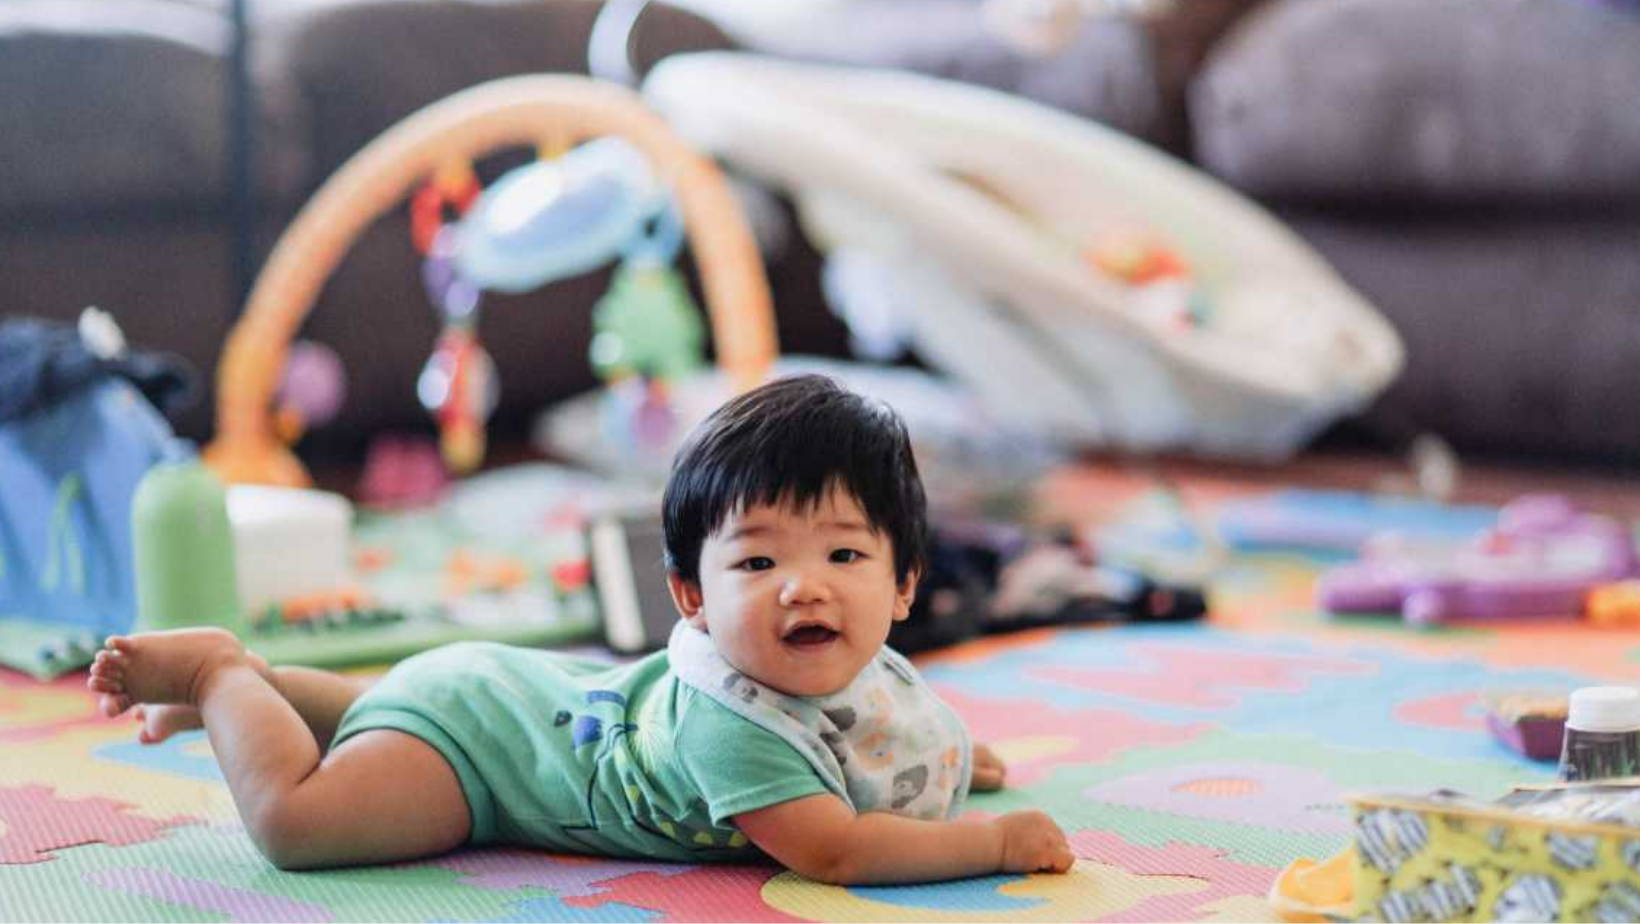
left=331, top=641, right=828, bottom=861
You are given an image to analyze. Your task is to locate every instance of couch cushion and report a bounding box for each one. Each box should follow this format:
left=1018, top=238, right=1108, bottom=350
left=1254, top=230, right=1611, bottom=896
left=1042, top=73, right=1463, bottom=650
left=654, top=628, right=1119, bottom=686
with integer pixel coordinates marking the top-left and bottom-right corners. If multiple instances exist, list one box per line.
left=1287, top=207, right=1640, bottom=462
left=1192, top=0, right=1640, bottom=204
left=0, top=0, right=306, bottom=211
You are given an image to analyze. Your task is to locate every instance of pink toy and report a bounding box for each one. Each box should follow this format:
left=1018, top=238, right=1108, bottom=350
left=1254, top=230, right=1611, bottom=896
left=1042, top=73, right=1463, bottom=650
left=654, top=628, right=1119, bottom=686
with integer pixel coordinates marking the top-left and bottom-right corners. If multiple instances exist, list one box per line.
left=356, top=434, right=449, bottom=510
left=1317, top=494, right=1638, bottom=626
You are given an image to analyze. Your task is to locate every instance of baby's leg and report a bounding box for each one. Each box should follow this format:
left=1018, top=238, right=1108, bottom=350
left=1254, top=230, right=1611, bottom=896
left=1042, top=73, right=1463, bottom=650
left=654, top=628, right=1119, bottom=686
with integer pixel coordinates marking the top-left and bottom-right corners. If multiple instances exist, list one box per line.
left=232, top=727, right=472, bottom=869
left=249, top=664, right=375, bottom=749
left=89, top=629, right=470, bottom=869
left=105, top=658, right=373, bottom=748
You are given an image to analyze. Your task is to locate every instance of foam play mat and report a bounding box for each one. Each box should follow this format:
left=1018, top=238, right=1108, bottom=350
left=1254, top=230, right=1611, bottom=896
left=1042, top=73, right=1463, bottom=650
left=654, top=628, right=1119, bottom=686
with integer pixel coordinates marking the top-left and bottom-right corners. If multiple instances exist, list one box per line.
left=3, top=470, right=1633, bottom=922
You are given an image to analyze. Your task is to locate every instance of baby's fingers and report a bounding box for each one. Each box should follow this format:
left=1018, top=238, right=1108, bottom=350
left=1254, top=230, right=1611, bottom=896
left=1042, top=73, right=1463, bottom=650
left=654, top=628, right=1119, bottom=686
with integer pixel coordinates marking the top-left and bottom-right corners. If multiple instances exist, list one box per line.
left=1029, top=837, right=1074, bottom=874
left=972, top=762, right=1006, bottom=791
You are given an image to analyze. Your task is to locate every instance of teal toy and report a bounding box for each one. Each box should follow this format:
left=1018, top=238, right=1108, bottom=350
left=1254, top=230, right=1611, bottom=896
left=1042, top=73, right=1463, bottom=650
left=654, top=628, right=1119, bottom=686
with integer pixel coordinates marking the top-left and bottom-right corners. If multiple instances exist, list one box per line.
left=130, top=456, right=247, bottom=636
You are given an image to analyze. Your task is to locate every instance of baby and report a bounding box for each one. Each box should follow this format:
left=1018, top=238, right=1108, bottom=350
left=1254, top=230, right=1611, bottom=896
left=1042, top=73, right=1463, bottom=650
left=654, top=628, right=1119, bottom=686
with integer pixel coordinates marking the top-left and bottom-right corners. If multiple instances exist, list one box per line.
left=88, top=374, right=1073, bottom=882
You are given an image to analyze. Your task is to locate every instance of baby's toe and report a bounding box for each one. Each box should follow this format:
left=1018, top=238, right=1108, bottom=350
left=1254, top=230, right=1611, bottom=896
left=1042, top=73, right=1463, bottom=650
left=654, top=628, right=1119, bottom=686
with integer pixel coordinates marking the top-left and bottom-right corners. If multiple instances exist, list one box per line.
left=98, top=692, right=133, bottom=718
left=88, top=675, right=123, bottom=693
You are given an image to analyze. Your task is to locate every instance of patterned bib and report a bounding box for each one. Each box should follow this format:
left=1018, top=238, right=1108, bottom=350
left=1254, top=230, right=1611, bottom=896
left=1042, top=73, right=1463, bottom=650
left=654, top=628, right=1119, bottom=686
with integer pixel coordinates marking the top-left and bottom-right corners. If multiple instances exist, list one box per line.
left=668, top=622, right=972, bottom=820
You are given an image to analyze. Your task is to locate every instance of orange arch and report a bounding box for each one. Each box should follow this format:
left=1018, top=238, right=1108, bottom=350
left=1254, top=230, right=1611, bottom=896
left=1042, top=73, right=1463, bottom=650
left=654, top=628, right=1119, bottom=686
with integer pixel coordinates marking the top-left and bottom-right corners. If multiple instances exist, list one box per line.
left=202, top=74, right=777, bottom=487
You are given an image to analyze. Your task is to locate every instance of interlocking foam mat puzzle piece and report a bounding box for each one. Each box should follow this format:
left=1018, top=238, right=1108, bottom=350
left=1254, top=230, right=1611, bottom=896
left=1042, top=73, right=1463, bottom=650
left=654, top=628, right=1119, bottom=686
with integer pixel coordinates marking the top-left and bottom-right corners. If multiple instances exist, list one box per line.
left=0, top=785, right=199, bottom=864
left=5, top=470, right=1636, bottom=922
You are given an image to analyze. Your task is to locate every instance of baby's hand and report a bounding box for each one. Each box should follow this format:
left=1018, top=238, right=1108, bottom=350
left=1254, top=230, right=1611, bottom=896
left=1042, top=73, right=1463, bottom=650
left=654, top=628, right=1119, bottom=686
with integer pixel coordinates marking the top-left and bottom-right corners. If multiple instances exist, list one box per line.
left=971, top=743, right=1006, bottom=791
left=994, top=810, right=1074, bottom=874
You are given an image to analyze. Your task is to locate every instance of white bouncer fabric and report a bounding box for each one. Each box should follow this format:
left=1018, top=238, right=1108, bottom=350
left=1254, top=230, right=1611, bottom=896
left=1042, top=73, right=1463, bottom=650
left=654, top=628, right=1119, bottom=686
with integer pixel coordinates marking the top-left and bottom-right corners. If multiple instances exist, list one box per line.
left=640, top=52, right=1404, bottom=458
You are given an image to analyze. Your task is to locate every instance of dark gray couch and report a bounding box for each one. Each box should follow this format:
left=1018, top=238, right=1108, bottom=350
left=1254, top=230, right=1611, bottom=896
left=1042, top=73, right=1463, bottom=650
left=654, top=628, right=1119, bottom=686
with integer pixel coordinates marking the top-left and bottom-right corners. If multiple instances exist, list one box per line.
left=7, top=0, right=1639, bottom=465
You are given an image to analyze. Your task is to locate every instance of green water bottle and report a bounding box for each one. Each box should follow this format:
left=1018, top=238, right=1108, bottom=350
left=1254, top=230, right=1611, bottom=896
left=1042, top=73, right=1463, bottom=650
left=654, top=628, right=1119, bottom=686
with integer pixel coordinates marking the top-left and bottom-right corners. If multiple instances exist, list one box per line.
left=131, top=448, right=246, bottom=636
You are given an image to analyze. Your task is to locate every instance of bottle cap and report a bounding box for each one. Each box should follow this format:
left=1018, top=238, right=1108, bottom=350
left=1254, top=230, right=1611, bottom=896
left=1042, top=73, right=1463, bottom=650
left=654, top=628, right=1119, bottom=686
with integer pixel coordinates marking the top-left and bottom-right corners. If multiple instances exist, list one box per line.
left=1567, top=686, right=1640, bottom=733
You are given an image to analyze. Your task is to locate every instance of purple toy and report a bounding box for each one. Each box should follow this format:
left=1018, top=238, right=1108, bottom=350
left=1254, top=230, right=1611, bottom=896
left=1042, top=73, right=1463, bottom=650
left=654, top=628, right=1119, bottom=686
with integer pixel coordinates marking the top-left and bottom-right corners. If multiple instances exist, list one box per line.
left=275, top=340, right=346, bottom=427
left=1483, top=689, right=1569, bottom=762
left=1317, top=494, right=1638, bottom=626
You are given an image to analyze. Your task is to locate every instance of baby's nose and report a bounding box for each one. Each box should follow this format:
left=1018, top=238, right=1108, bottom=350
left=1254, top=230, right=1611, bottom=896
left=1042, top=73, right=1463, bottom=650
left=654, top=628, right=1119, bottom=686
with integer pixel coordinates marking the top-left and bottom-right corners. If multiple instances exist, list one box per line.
left=778, top=573, right=831, bottom=607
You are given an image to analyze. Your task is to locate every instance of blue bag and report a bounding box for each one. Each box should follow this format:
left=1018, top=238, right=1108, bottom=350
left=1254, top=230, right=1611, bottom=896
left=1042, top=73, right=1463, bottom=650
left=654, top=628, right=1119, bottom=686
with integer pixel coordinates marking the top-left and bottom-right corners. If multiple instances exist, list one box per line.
left=0, top=314, right=190, bottom=678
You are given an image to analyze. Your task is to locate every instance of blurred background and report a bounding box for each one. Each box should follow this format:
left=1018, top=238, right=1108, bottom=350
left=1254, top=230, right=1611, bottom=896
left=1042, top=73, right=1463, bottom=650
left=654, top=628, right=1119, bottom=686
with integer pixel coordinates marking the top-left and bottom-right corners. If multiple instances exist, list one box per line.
left=4, top=0, right=1638, bottom=473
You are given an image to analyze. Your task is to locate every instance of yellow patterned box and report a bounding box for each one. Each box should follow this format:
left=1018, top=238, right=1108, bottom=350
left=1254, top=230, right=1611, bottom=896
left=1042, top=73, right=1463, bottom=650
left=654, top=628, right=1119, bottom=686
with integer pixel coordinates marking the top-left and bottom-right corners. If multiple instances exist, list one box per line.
left=1349, top=782, right=1640, bottom=922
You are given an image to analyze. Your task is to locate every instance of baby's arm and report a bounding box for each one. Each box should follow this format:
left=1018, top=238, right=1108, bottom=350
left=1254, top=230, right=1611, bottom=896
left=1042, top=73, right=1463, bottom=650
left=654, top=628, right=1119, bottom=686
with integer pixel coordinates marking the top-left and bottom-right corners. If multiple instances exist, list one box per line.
left=734, top=793, right=1072, bottom=885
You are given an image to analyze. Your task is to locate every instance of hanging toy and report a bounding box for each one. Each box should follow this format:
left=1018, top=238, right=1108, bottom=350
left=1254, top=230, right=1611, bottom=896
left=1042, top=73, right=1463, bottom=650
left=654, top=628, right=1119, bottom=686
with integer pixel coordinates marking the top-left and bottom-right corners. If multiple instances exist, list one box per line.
left=411, top=137, right=670, bottom=470
left=598, top=374, right=647, bottom=459
left=422, top=225, right=482, bottom=323
left=416, top=321, right=498, bottom=474
left=272, top=340, right=347, bottom=444
left=453, top=137, right=665, bottom=293
left=411, top=161, right=481, bottom=256
left=597, top=372, right=684, bottom=455
left=589, top=206, right=705, bottom=449
left=412, top=164, right=494, bottom=474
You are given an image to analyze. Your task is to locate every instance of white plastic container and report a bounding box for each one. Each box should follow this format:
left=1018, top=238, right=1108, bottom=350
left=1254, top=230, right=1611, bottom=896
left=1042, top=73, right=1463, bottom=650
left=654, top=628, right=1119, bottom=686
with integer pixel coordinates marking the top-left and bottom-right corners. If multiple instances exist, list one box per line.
left=1559, top=686, right=1640, bottom=781
left=225, top=485, right=353, bottom=615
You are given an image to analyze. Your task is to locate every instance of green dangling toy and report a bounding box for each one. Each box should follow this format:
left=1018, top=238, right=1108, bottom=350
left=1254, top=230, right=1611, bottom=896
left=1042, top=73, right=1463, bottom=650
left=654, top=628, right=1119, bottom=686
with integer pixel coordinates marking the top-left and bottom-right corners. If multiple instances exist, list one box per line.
left=589, top=259, right=706, bottom=383
left=589, top=208, right=706, bottom=447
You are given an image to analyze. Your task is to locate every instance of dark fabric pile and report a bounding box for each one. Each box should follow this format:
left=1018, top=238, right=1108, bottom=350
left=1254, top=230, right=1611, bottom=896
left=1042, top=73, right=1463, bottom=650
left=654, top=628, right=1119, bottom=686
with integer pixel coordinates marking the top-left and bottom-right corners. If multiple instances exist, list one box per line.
left=0, top=317, right=196, bottom=422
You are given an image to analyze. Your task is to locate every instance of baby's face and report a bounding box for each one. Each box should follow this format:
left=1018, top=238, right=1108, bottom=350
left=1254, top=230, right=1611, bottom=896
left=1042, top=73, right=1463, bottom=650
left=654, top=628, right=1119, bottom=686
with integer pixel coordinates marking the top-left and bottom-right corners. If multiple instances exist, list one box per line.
left=669, top=484, right=915, bottom=697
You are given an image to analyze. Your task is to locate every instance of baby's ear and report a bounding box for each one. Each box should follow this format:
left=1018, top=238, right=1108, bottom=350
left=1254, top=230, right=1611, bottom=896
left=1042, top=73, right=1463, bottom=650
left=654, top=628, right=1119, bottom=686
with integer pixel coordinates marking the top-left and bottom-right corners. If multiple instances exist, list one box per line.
left=666, top=571, right=708, bottom=632
left=892, top=569, right=920, bottom=622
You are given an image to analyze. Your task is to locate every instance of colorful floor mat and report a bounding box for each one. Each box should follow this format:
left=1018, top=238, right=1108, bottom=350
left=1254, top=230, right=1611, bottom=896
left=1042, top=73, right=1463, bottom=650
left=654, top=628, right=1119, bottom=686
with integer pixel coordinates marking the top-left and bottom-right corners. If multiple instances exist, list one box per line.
left=3, top=474, right=1632, bottom=922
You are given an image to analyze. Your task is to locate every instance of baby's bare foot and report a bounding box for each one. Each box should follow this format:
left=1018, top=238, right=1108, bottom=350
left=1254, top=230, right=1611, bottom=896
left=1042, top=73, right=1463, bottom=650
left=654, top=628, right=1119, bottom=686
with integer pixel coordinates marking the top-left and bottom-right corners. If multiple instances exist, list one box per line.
left=128, top=650, right=273, bottom=742
left=133, top=704, right=204, bottom=744
left=87, top=628, right=251, bottom=717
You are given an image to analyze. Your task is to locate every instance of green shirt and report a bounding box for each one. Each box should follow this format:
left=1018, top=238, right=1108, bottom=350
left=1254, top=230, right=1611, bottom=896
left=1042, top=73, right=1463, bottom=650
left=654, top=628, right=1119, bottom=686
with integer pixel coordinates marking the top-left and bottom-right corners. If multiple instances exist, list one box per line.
left=334, top=641, right=828, bottom=860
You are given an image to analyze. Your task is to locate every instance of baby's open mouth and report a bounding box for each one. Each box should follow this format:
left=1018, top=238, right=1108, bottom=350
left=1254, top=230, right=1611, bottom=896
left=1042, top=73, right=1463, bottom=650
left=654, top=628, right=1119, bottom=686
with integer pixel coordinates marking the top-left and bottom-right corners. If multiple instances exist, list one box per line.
left=783, top=624, right=840, bottom=646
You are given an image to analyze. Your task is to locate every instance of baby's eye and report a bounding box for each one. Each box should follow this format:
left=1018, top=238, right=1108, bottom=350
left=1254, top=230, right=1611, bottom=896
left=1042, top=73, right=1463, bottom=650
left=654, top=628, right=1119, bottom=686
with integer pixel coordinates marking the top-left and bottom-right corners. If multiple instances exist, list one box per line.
left=830, top=549, right=864, bottom=564
left=735, top=556, right=775, bottom=572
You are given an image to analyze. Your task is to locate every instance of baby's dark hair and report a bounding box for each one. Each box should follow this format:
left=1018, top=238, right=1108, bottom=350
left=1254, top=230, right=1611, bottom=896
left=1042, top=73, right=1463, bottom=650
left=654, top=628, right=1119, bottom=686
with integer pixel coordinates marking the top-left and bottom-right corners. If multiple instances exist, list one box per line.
left=662, top=374, right=927, bottom=585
